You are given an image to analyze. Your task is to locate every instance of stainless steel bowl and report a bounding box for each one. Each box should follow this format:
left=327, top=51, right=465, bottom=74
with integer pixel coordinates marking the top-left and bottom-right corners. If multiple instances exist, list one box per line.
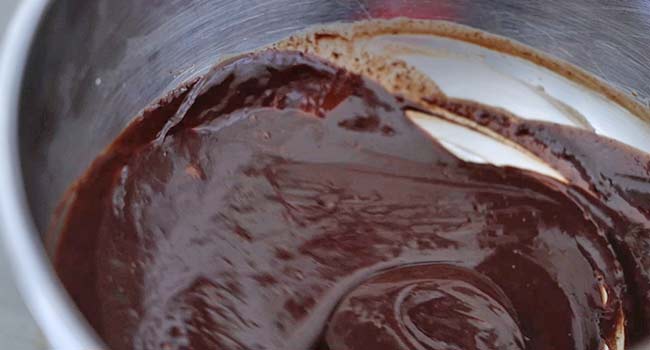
left=2, top=1, right=650, bottom=349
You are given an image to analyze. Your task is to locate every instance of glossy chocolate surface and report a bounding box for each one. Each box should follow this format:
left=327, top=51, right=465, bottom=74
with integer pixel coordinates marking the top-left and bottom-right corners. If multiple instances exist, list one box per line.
left=53, top=51, right=650, bottom=350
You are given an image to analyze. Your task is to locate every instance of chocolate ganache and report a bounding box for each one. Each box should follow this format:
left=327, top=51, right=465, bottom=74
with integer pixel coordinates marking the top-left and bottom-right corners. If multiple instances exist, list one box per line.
left=52, top=49, right=650, bottom=350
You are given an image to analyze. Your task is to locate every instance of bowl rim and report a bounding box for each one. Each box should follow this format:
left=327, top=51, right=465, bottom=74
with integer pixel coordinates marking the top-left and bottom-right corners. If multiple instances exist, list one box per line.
left=0, top=0, right=102, bottom=348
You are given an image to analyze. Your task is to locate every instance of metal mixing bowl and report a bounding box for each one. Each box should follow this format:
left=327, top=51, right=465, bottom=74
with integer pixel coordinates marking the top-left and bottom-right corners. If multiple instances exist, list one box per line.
left=2, top=1, right=650, bottom=348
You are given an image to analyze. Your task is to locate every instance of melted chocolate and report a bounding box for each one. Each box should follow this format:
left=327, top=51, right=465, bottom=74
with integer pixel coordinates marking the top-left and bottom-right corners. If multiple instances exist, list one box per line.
left=52, top=50, right=650, bottom=350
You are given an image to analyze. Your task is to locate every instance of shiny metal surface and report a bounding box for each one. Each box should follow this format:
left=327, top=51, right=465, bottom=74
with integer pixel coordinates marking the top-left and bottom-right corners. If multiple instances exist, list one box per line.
left=2, top=0, right=650, bottom=349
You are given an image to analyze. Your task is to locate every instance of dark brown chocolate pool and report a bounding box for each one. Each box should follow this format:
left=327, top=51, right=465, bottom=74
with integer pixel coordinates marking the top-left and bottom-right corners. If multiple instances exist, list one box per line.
left=53, top=50, right=650, bottom=350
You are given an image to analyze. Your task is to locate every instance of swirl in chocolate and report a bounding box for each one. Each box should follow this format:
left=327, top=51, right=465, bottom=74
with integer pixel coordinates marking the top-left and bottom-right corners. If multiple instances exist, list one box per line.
left=53, top=49, right=650, bottom=350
